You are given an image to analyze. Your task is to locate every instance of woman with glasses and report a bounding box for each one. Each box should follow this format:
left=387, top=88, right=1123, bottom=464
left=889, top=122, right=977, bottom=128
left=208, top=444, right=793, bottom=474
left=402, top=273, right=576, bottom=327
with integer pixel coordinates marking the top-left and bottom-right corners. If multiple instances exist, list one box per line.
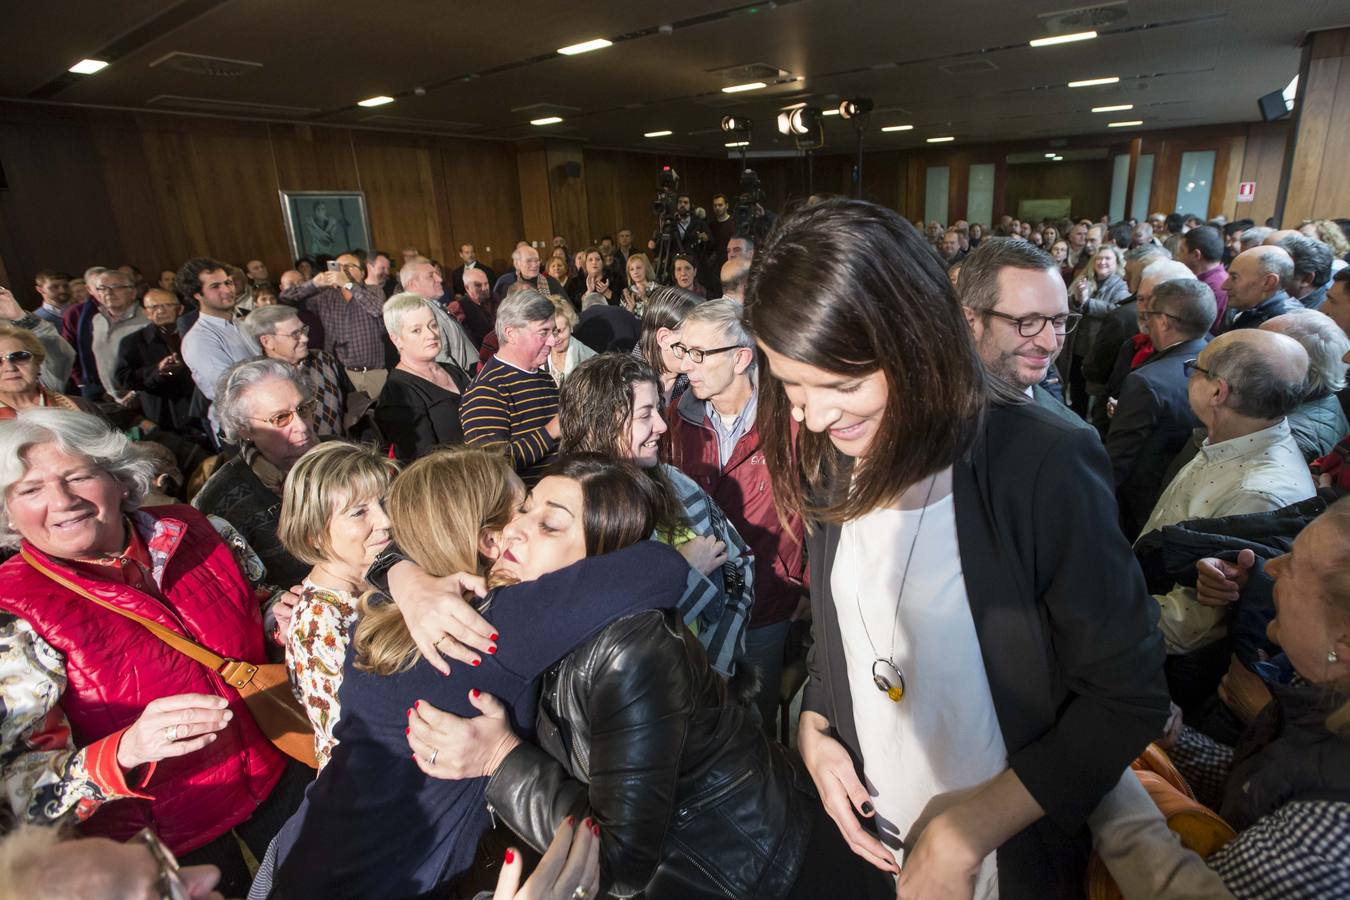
left=743, top=199, right=1168, bottom=898
left=0, top=324, right=100, bottom=420
left=0, top=410, right=310, bottom=897
left=193, top=359, right=319, bottom=591
left=373, top=293, right=470, bottom=464
left=634, top=284, right=702, bottom=407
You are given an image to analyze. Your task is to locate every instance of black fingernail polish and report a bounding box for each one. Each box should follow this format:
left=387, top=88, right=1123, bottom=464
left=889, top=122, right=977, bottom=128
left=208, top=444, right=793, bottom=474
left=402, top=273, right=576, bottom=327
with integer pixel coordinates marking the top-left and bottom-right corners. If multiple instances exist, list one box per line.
left=861, top=801, right=874, bottom=815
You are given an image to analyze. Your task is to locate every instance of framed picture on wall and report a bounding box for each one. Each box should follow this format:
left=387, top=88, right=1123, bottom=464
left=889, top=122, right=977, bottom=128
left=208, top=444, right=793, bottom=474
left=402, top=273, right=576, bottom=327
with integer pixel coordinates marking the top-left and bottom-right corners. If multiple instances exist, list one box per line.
left=278, top=190, right=371, bottom=261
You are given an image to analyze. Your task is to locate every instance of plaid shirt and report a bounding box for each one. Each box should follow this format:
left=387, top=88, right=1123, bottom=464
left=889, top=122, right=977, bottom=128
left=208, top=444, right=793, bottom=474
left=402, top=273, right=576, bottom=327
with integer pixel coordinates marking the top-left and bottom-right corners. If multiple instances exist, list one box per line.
left=280, top=281, right=387, bottom=369
left=298, top=350, right=348, bottom=436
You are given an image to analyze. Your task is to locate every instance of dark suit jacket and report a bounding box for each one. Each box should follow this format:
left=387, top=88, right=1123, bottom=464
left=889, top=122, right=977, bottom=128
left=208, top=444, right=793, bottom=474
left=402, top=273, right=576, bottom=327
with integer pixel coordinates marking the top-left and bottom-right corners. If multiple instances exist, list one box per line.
left=574, top=305, right=640, bottom=354
left=1106, top=337, right=1208, bottom=537
left=802, top=402, right=1168, bottom=899
left=1226, top=291, right=1303, bottom=330
left=374, top=363, right=470, bottom=463
left=113, top=322, right=197, bottom=431
left=449, top=262, right=496, bottom=298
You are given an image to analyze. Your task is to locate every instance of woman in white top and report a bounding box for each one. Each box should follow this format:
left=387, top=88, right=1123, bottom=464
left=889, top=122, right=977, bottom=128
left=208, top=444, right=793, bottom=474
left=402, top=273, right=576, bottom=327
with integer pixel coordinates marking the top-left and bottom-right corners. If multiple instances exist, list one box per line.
left=542, top=297, right=595, bottom=386
left=277, top=441, right=396, bottom=770
left=745, top=199, right=1169, bottom=899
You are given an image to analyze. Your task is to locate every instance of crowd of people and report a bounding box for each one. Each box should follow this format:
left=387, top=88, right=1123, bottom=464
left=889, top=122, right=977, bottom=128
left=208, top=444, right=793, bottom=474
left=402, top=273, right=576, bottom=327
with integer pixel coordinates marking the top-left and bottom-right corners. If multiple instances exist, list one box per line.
left=0, top=188, right=1347, bottom=900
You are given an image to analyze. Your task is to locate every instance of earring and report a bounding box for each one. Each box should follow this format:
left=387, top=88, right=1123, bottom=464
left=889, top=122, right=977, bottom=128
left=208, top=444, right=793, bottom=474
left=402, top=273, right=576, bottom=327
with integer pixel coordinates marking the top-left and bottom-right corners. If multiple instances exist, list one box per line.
left=790, top=405, right=805, bottom=423
left=1330, top=649, right=1340, bottom=664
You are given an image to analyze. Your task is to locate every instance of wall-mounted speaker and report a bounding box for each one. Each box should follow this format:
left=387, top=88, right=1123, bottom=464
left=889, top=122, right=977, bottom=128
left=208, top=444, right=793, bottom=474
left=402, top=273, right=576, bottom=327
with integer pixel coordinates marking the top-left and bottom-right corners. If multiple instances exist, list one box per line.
left=1257, top=90, right=1290, bottom=121
left=562, top=160, right=582, bottom=179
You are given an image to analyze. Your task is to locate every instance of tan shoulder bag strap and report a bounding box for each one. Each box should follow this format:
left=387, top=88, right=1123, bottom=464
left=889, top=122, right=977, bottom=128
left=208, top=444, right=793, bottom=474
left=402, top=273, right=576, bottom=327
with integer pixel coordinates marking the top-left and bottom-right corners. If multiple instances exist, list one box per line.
left=18, top=548, right=261, bottom=690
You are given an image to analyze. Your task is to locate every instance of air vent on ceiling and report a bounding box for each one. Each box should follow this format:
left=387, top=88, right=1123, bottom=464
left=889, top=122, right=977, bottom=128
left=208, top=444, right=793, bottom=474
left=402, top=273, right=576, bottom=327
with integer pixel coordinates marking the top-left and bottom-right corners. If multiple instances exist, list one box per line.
left=360, top=114, right=482, bottom=133
left=149, top=51, right=262, bottom=77
left=146, top=94, right=318, bottom=117
left=706, top=62, right=795, bottom=85
left=1038, top=2, right=1129, bottom=33
left=940, top=59, right=999, bottom=75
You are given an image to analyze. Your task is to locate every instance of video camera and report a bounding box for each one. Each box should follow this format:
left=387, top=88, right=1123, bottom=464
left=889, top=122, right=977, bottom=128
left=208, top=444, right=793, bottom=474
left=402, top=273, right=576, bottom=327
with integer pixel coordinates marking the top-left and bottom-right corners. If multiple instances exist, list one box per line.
left=732, top=168, right=768, bottom=241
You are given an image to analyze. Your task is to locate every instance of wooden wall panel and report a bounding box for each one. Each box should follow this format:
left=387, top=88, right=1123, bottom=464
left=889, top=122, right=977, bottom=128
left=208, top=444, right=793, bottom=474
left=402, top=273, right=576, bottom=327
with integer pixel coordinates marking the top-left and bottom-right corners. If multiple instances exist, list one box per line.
left=351, top=137, right=449, bottom=263
left=515, top=146, right=553, bottom=246
left=545, top=144, right=590, bottom=248
left=1236, top=122, right=1288, bottom=225
left=1003, top=159, right=1112, bottom=221
left=1283, top=30, right=1347, bottom=223
left=441, top=139, right=523, bottom=274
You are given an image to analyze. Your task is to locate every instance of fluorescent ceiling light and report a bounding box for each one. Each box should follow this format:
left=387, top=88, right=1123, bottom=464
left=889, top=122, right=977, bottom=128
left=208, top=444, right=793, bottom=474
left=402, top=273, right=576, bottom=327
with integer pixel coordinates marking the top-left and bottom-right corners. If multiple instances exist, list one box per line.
left=1044, top=152, right=1057, bottom=158
left=557, top=38, right=612, bottom=56
left=722, top=82, right=767, bottom=94
left=531, top=116, right=563, bottom=126
left=1092, top=104, right=1134, bottom=113
left=357, top=95, right=395, bottom=107
left=1068, top=76, right=1119, bottom=88
left=1052, top=155, right=1064, bottom=161
left=881, top=124, right=913, bottom=132
left=644, top=130, right=673, bottom=138
left=725, top=141, right=750, bottom=148
left=1029, top=31, right=1097, bottom=47
left=926, top=136, right=955, bottom=143
left=69, top=59, right=109, bottom=75
left=821, top=108, right=841, bottom=116
left=1107, top=119, right=1144, bottom=127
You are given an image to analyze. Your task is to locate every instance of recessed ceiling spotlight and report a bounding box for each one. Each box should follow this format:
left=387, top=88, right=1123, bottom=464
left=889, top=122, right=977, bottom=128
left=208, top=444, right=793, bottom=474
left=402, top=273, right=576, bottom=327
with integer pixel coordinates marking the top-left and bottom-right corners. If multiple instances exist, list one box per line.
left=881, top=124, right=914, bottom=132
left=644, top=130, right=673, bottom=138
left=722, top=82, right=767, bottom=94
left=1068, top=76, right=1120, bottom=88
left=1029, top=31, right=1097, bottom=47
left=1107, top=119, right=1144, bottom=127
left=1092, top=104, right=1134, bottom=113
left=531, top=116, right=563, bottom=126
left=69, top=59, right=109, bottom=75
left=557, top=38, right=612, bottom=55
left=926, top=136, right=955, bottom=143
left=357, top=95, right=395, bottom=107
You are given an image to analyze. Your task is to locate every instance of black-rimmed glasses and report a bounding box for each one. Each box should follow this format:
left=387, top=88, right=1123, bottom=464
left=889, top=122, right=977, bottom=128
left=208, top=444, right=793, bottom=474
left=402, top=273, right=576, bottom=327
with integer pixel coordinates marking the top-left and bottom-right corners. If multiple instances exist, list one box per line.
left=983, top=310, right=1082, bottom=337
left=670, top=342, right=745, bottom=364
left=1182, top=358, right=1213, bottom=379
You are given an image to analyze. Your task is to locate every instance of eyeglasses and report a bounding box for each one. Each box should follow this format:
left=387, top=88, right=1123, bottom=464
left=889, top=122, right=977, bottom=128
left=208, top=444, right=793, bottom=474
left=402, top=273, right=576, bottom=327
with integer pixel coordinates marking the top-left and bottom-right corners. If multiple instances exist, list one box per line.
left=1143, top=310, right=1181, bottom=322
left=144, top=303, right=181, bottom=312
left=246, top=400, right=317, bottom=429
left=132, top=828, right=189, bottom=900
left=94, top=283, right=135, bottom=293
left=274, top=325, right=310, bottom=340
left=1182, top=359, right=1214, bottom=379
left=670, top=342, right=745, bottom=364
left=0, top=350, right=35, bottom=365
left=983, top=310, right=1082, bottom=337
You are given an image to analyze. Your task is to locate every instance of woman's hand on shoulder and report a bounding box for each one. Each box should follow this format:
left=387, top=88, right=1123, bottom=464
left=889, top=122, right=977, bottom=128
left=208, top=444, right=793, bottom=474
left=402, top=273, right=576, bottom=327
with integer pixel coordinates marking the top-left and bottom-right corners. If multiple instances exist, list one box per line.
left=797, top=710, right=898, bottom=875
left=409, top=690, right=521, bottom=779
left=493, top=815, right=600, bottom=900
left=386, top=561, right=493, bottom=675
left=678, top=535, right=727, bottom=576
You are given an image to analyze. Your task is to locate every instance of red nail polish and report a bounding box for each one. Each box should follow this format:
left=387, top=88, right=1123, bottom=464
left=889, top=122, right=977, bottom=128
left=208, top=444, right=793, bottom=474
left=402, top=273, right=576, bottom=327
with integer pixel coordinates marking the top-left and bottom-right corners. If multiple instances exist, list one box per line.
left=471, top=658, right=481, bottom=667
left=565, top=815, right=575, bottom=826
left=582, top=817, right=591, bottom=829
left=405, top=727, right=410, bottom=735
left=488, top=645, right=498, bottom=655
left=504, top=849, right=515, bottom=864
left=592, top=824, right=600, bottom=837
left=489, top=632, right=499, bottom=642
left=406, top=708, right=412, bottom=718
left=471, top=688, right=481, bottom=698
left=415, top=701, right=421, bottom=710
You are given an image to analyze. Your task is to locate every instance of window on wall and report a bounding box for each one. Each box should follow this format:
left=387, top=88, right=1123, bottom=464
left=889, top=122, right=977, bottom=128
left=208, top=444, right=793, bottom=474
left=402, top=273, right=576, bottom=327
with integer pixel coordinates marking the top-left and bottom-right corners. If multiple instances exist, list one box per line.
left=966, top=164, right=995, bottom=230
left=1109, top=155, right=1130, bottom=223
left=1132, top=154, right=1154, bottom=220
left=1174, top=150, right=1216, bottom=217
left=925, top=166, right=950, bottom=226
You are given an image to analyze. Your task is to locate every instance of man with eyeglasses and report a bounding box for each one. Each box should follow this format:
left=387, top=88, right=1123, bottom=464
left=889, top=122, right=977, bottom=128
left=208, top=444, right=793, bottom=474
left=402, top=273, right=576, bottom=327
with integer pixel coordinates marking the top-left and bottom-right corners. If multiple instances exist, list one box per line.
left=86, top=269, right=147, bottom=406
left=245, top=303, right=353, bottom=437
left=958, top=240, right=1091, bottom=431
left=1138, top=328, right=1314, bottom=714
left=1106, top=279, right=1217, bottom=537
left=665, top=299, right=807, bottom=733
left=113, top=288, right=200, bottom=438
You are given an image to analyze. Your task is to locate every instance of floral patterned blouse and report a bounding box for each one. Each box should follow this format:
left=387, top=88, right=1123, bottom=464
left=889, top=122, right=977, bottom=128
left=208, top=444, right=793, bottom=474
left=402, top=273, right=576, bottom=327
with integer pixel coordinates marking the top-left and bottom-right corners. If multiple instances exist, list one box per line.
left=286, top=581, right=361, bottom=771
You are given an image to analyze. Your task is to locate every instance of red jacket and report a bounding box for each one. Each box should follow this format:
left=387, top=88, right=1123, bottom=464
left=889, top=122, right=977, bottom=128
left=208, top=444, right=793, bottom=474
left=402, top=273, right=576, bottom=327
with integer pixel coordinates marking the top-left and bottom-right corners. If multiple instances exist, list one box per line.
left=666, top=387, right=806, bottom=627
left=0, top=505, right=287, bottom=854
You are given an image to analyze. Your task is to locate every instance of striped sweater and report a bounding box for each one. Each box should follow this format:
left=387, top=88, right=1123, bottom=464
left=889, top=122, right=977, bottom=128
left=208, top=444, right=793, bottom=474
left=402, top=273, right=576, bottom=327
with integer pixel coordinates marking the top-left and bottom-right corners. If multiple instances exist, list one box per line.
left=460, top=355, right=560, bottom=484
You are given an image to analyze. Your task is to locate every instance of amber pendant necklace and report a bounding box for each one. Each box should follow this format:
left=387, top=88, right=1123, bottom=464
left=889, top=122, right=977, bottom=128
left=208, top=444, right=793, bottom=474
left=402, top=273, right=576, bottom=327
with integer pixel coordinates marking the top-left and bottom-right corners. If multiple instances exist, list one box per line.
left=856, top=473, right=936, bottom=704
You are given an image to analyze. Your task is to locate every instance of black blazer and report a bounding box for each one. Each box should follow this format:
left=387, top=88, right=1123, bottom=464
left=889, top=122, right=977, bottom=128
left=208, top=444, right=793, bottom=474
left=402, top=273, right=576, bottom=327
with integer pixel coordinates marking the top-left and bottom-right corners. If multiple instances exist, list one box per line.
left=449, top=262, right=495, bottom=297
left=374, top=363, right=470, bottom=463
left=802, top=401, right=1169, bottom=899
left=113, top=322, right=196, bottom=432
left=1106, top=337, right=1208, bottom=537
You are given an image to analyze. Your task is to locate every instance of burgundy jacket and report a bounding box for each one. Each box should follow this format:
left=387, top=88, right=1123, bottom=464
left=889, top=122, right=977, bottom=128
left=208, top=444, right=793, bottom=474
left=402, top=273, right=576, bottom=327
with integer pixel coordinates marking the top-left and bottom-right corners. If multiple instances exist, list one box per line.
left=0, top=505, right=287, bottom=853
left=665, top=386, right=807, bottom=627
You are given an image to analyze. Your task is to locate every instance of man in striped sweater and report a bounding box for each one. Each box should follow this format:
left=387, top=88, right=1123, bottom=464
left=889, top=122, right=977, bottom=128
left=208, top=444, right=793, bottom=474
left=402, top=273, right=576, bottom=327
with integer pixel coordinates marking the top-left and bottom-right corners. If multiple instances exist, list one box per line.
left=460, top=289, right=561, bottom=484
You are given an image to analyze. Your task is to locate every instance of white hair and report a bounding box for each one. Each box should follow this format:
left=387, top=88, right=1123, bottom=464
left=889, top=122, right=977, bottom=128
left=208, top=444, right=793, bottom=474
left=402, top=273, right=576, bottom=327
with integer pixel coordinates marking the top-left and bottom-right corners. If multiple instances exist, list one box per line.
left=1139, top=259, right=1194, bottom=287
left=398, top=258, right=431, bottom=290
left=495, top=289, right=556, bottom=342
left=1265, top=309, right=1350, bottom=397
left=241, top=303, right=300, bottom=339
left=680, top=298, right=753, bottom=348
left=0, top=410, right=156, bottom=548
left=213, top=358, right=311, bottom=444
left=383, top=291, right=435, bottom=336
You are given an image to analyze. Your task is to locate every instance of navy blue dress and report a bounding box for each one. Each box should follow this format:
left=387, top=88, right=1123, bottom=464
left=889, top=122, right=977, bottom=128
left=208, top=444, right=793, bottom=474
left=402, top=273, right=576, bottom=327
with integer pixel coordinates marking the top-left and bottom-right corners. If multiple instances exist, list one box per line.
left=271, top=541, right=689, bottom=899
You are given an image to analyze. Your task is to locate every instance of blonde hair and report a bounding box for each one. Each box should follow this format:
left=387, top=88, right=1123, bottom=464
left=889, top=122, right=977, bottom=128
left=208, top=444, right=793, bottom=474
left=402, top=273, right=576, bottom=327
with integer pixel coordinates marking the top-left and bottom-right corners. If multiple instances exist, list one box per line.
left=351, top=446, right=522, bottom=675
left=0, top=825, right=62, bottom=900
left=278, top=442, right=398, bottom=567
left=551, top=295, right=578, bottom=328
left=0, top=324, right=45, bottom=365
left=627, top=252, right=657, bottom=284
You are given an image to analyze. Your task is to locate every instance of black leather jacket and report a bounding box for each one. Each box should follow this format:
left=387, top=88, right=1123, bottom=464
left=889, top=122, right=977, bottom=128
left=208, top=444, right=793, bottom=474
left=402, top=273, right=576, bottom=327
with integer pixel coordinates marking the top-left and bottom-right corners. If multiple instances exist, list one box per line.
left=485, top=609, right=815, bottom=899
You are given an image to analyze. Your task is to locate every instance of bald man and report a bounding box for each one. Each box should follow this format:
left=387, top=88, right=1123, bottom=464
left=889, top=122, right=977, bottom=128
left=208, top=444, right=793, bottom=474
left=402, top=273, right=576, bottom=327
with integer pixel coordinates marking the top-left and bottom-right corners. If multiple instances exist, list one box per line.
left=1222, top=246, right=1303, bottom=330
left=1138, top=328, right=1315, bottom=710
left=718, top=257, right=751, bottom=303
left=1261, top=228, right=1303, bottom=246
left=278, top=251, right=390, bottom=396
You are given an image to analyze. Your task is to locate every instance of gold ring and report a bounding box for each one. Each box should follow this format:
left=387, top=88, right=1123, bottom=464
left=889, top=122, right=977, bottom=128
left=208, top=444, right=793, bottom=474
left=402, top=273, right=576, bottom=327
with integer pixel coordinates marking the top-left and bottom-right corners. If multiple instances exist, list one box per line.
left=163, top=725, right=179, bottom=742
left=572, top=888, right=590, bottom=900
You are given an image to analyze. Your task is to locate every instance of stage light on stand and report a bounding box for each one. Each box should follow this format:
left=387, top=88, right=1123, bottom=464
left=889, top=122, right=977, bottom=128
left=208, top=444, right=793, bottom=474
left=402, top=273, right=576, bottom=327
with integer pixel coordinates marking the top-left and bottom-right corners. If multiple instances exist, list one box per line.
left=838, top=97, right=874, bottom=119
left=721, top=116, right=752, bottom=133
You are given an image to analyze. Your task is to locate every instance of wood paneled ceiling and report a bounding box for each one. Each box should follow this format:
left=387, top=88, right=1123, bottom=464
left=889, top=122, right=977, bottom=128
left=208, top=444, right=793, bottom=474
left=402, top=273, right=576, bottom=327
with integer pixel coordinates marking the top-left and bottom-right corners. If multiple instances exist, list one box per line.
left=3, top=0, right=1347, bottom=156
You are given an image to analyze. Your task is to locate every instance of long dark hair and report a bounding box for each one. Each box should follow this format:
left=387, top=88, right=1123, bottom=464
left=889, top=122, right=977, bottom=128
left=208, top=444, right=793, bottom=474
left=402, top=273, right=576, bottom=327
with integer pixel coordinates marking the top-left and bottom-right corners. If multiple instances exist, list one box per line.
left=548, top=454, right=658, bottom=556
left=638, top=285, right=702, bottom=376
left=745, top=198, right=990, bottom=525
left=558, top=354, right=688, bottom=536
